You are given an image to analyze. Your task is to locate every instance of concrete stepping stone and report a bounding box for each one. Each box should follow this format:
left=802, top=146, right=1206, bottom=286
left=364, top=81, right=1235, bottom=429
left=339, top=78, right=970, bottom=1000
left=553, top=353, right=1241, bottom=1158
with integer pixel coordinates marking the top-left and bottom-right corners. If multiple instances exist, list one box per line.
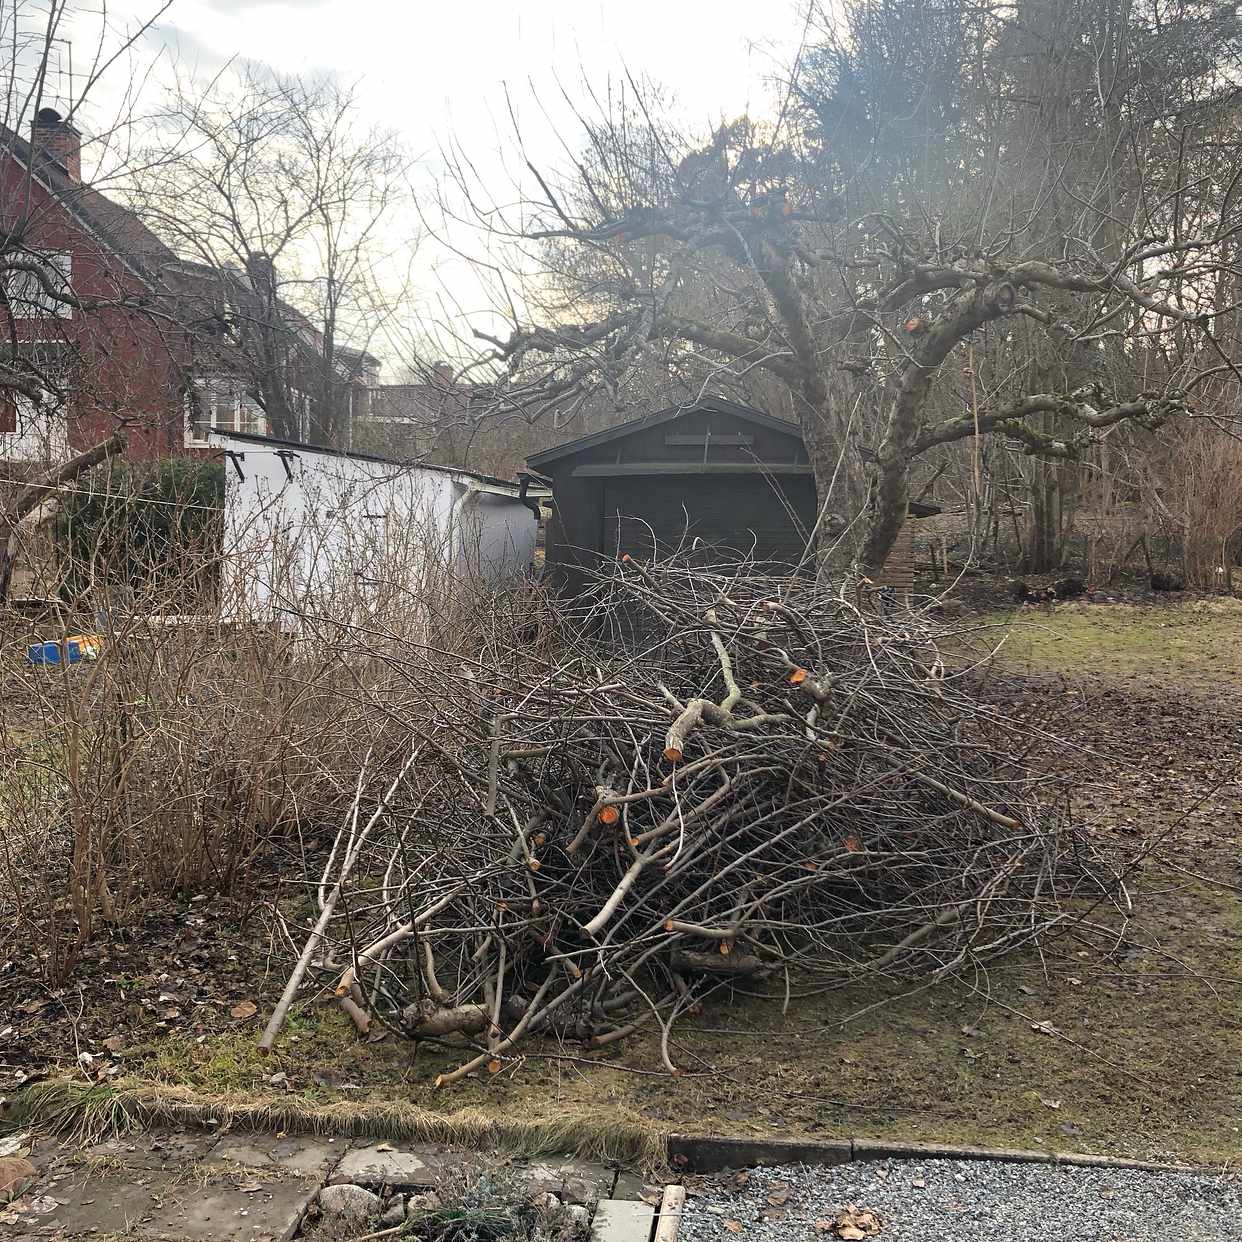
left=516, top=1158, right=615, bottom=1204
left=76, top=1130, right=219, bottom=1171
left=207, top=1132, right=343, bottom=1178
left=2, top=1165, right=317, bottom=1241
left=592, top=1198, right=655, bottom=1242
left=329, top=1141, right=467, bottom=1189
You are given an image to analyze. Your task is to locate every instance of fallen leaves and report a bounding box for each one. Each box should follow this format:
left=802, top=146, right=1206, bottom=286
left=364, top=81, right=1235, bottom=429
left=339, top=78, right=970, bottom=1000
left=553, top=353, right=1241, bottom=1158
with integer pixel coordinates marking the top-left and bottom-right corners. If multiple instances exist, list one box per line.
left=721, top=1219, right=744, bottom=1233
left=230, top=1000, right=258, bottom=1020
left=1030, top=1020, right=1064, bottom=1038
left=816, top=1205, right=882, bottom=1239
left=0, top=1157, right=37, bottom=1203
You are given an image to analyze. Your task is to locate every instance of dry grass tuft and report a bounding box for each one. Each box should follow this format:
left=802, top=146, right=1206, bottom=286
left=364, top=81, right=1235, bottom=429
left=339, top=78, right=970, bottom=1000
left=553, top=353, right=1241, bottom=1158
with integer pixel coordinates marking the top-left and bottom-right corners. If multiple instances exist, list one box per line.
left=7, top=1078, right=667, bottom=1169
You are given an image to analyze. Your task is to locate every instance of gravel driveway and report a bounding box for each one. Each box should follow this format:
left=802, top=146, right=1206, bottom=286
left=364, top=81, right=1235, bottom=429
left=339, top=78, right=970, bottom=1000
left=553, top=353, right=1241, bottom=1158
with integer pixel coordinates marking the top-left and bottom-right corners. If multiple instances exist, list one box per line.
left=678, top=1158, right=1242, bottom=1242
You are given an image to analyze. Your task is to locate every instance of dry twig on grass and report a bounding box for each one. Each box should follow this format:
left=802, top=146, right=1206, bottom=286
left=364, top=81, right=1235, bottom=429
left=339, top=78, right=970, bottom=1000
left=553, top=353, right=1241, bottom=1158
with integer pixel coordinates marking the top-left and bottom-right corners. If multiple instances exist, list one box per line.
left=270, top=554, right=1115, bottom=1081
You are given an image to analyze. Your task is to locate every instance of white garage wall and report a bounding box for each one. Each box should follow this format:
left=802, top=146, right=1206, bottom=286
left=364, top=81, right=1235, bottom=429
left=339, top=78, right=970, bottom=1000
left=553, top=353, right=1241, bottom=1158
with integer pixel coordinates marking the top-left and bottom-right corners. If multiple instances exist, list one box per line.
left=211, top=433, right=537, bottom=626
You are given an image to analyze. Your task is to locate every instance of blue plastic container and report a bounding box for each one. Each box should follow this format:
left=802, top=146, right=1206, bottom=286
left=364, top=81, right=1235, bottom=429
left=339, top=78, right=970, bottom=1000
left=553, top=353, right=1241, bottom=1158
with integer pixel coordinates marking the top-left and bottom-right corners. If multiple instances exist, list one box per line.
left=26, top=639, right=86, bottom=665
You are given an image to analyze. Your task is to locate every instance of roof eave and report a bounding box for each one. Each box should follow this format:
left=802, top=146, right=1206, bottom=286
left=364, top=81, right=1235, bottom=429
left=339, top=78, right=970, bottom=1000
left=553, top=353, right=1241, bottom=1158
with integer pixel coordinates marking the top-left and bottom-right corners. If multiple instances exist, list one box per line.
left=208, top=427, right=523, bottom=492
left=526, top=397, right=803, bottom=468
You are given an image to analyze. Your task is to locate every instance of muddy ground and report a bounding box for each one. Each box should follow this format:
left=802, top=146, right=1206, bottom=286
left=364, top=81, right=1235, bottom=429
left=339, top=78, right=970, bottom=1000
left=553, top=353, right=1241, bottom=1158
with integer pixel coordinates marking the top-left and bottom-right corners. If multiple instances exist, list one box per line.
left=3, top=593, right=1240, bottom=1164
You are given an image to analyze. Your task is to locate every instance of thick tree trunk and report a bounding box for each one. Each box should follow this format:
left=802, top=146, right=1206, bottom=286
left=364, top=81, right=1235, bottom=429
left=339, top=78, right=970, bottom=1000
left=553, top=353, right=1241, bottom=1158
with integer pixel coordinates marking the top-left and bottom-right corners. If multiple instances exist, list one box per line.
left=750, top=237, right=861, bottom=545
left=1027, top=457, right=1065, bottom=572
left=861, top=307, right=989, bottom=569
left=861, top=287, right=1013, bottom=570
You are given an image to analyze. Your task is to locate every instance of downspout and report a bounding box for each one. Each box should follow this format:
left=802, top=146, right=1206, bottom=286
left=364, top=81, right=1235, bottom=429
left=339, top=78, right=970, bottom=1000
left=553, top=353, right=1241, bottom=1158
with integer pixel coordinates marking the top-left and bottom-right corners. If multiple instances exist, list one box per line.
left=517, top=471, right=546, bottom=522
left=449, top=480, right=482, bottom=571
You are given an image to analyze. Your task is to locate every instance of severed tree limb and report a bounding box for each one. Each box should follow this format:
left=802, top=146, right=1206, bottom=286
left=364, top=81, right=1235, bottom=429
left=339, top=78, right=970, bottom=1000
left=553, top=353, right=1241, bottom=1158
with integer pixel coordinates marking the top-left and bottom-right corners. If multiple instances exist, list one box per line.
left=434, top=974, right=559, bottom=1087
left=402, top=1000, right=495, bottom=1037
left=670, top=950, right=770, bottom=976
left=0, top=430, right=126, bottom=603
left=337, top=993, right=371, bottom=1036
left=260, top=744, right=421, bottom=1054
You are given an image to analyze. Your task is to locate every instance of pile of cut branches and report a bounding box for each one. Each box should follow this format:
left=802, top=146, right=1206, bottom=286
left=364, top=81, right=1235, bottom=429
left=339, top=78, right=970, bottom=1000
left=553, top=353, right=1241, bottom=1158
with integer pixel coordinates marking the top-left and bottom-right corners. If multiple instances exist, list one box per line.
left=265, top=556, right=1111, bottom=1083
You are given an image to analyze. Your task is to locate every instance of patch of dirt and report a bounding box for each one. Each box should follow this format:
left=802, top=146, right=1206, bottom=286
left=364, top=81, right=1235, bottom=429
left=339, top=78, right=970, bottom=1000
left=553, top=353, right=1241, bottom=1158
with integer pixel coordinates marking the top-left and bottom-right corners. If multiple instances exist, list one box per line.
left=0, top=895, right=275, bottom=1095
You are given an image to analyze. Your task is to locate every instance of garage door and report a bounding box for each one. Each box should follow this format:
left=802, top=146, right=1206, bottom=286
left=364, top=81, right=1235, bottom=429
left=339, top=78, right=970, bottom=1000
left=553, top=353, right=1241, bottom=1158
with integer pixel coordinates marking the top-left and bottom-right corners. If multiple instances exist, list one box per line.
left=602, top=475, right=815, bottom=568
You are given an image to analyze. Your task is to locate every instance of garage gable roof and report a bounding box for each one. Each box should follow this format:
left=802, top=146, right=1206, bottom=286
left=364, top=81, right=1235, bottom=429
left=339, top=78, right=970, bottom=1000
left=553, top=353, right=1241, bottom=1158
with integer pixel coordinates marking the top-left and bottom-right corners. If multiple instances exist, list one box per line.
left=526, top=397, right=802, bottom=469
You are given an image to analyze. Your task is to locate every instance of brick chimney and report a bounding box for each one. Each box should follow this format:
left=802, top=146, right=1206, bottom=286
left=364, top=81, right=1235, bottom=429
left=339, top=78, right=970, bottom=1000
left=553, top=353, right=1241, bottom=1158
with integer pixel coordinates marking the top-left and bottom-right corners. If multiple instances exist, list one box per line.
left=431, top=361, right=455, bottom=390
left=31, top=108, right=81, bottom=181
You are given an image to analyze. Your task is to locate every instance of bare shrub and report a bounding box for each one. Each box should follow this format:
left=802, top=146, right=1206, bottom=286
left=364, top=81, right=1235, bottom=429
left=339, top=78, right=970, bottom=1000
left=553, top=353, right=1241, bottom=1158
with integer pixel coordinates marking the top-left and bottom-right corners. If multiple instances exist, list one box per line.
left=1154, top=426, right=1242, bottom=590
left=0, top=481, right=532, bottom=980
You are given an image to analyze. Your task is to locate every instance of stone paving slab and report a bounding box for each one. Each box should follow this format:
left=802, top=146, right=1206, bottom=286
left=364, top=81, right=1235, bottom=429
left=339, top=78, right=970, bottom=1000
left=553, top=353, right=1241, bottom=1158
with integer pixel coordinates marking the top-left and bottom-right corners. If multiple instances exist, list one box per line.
left=611, top=1171, right=654, bottom=1202
left=328, top=1140, right=465, bottom=1189
left=591, top=1198, right=655, bottom=1242
left=143, top=1176, right=318, bottom=1241
left=50, top=1130, right=218, bottom=1173
left=206, top=1133, right=344, bottom=1179
left=515, top=1158, right=616, bottom=1204
left=2, top=1126, right=643, bottom=1239
left=3, top=1163, right=318, bottom=1242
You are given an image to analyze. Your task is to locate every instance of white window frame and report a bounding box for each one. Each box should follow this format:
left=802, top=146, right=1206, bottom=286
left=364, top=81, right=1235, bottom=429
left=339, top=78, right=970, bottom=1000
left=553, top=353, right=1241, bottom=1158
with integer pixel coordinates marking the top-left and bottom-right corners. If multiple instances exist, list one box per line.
left=0, top=340, right=75, bottom=462
left=0, top=390, right=68, bottom=462
left=3, top=251, right=73, bottom=319
left=187, top=375, right=268, bottom=447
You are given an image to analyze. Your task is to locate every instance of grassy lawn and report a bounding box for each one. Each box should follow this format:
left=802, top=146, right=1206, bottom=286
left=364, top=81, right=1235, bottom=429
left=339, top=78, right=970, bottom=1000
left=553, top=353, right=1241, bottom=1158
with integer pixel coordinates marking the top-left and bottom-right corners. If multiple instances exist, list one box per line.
left=9, top=600, right=1242, bottom=1165
left=982, top=596, right=1242, bottom=687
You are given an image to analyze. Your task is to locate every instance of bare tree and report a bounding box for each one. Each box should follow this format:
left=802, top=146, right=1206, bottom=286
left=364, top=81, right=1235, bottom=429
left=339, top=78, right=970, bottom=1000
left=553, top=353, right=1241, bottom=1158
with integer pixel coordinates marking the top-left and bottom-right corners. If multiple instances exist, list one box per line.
left=0, top=0, right=187, bottom=600
left=442, top=0, right=1242, bottom=568
left=128, top=67, right=413, bottom=447
left=0, top=0, right=180, bottom=451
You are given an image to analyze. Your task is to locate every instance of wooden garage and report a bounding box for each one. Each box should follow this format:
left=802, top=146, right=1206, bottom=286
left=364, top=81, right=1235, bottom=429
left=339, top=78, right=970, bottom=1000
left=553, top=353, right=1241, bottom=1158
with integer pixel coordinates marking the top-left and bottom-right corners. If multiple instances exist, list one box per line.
left=527, top=398, right=822, bottom=590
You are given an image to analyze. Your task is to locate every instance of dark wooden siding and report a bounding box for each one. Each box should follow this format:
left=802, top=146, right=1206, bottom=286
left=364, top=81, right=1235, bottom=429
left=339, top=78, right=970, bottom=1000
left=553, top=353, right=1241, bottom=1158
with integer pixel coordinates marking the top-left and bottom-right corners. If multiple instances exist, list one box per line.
left=602, top=475, right=816, bottom=567
left=537, top=404, right=816, bottom=591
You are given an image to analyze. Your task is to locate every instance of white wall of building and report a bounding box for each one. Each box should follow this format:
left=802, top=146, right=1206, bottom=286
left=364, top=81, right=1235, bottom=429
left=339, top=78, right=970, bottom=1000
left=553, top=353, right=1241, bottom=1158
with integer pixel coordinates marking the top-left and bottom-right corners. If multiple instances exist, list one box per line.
left=211, top=432, right=537, bottom=625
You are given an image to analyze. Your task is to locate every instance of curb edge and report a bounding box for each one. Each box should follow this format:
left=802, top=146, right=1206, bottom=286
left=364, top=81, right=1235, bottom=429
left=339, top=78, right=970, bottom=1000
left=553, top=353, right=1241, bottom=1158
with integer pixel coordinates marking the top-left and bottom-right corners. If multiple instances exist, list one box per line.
left=667, top=1133, right=1220, bottom=1177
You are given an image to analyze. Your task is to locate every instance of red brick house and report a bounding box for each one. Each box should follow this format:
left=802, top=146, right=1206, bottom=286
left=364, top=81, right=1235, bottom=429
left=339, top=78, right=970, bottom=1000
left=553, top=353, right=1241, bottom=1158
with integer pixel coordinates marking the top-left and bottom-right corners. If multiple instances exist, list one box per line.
left=0, top=109, right=373, bottom=469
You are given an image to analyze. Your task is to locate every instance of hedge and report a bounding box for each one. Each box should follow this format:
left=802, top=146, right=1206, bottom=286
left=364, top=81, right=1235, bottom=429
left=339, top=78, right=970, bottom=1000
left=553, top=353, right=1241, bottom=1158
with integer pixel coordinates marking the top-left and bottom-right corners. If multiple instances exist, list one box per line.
left=55, top=457, right=225, bottom=604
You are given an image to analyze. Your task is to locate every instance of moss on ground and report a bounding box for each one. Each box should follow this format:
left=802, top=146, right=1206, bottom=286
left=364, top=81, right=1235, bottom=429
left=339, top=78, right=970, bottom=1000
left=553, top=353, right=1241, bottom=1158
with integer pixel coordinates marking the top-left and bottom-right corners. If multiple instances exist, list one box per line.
left=981, top=597, right=1242, bottom=688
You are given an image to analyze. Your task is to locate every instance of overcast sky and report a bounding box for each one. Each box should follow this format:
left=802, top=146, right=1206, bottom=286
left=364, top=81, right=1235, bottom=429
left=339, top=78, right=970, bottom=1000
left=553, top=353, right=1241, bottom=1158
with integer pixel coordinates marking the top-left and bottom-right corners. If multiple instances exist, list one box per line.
left=60, top=0, right=803, bottom=366
left=148, top=1, right=798, bottom=140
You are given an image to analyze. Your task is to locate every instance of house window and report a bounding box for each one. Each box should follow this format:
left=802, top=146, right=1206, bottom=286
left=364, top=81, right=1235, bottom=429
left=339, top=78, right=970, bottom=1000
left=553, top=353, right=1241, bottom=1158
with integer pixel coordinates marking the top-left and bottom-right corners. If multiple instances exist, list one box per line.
left=0, top=392, right=68, bottom=461
left=2, top=251, right=73, bottom=319
left=188, top=376, right=268, bottom=445
left=0, top=342, right=76, bottom=461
